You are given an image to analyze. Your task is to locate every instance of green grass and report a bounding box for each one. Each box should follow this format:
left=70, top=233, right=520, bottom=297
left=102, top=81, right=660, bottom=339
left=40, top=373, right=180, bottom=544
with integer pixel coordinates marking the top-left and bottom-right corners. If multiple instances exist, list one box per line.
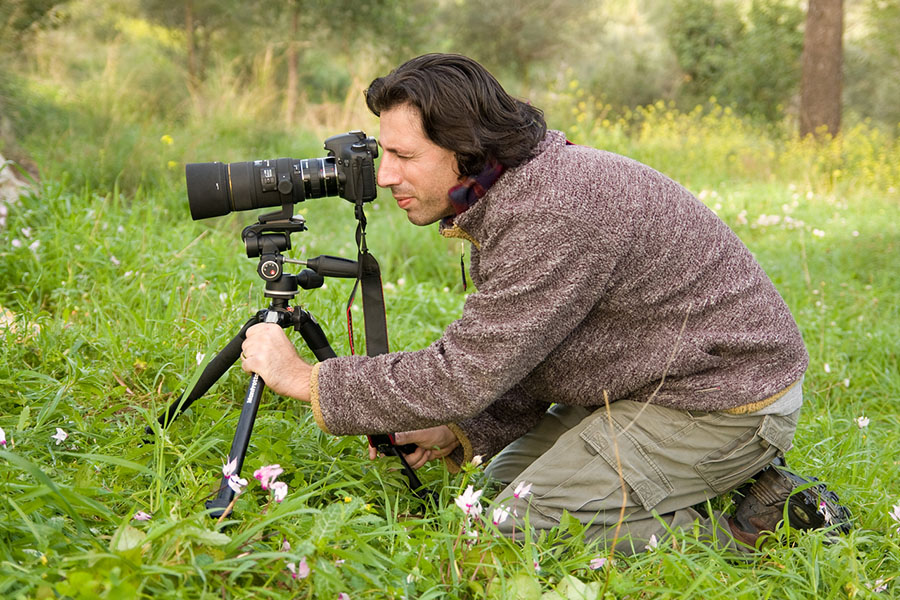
left=2, top=89, right=900, bottom=600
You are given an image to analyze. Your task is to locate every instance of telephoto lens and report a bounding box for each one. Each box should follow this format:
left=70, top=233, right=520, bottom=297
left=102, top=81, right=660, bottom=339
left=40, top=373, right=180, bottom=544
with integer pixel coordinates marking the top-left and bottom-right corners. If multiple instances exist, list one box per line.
left=185, top=157, right=339, bottom=221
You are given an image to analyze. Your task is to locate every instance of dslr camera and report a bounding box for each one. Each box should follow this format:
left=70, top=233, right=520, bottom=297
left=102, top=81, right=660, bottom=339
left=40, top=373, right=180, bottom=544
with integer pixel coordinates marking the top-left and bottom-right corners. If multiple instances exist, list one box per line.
left=185, top=131, right=379, bottom=220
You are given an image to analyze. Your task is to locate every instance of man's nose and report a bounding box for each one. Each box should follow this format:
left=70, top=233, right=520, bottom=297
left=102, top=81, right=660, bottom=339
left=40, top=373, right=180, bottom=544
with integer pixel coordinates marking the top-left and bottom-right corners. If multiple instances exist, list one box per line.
left=377, top=154, right=400, bottom=188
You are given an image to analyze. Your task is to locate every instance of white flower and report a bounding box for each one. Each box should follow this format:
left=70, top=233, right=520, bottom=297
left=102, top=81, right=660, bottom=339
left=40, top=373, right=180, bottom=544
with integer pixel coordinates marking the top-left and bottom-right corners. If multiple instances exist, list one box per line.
left=589, top=557, right=608, bottom=570
left=868, top=579, right=888, bottom=593
left=51, top=428, right=68, bottom=445
left=645, top=534, right=659, bottom=551
left=227, top=474, right=248, bottom=494
left=110, top=255, right=121, bottom=266
left=513, top=481, right=533, bottom=499
left=812, top=229, right=825, bottom=238
left=856, top=416, right=870, bottom=428
left=824, top=363, right=831, bottom=373
left=222, top=456, right=238, bottom=477
left=272, top=481, right=288, bottom=503
left=818, top=501, right=834, bottom=525
left=133, top=511, right=152, bottom=521
left=281, top=539, right=291, bottom=552
left=454, top=485, right=483, bottom=517
left=196, top=352, right=205, bottom=365
left=0, top=427, right=6, bottom=446
left=889, top=504, right=900, bottom=532
left=492, top=505, right=510, bottom=525
left=471, top=454, right=484, bottom=467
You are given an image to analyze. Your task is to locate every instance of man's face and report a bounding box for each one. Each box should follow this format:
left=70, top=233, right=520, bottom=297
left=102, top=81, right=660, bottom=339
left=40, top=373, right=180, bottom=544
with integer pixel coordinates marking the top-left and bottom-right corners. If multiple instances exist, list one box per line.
left=376, top=103, right=462, bottom=226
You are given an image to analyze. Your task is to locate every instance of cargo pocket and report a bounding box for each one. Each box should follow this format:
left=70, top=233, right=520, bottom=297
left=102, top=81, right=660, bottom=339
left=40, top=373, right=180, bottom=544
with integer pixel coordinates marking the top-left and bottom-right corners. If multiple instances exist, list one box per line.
left=574, top=415, right=674, bottom=513
left=693, top=413, right=797, bottom=495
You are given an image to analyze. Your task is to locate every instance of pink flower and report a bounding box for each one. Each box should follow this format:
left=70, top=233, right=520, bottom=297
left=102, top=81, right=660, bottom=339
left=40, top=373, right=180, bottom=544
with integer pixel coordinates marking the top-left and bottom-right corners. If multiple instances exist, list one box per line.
left=645, top=534, right=659, bottom=551
left=338, top=594, right=350, bottom=600
left=254, top=464, right=284, bottom=490
left=51, top=428, right=68, bottom=445
left=454, top=485, right=483, bottom=517
left=0, top=427, right=6, bottom=446
left=590, top=556, right=608, bottom=570
left=222, top=456, right=238, bottom=477
left=513, top=481, right=532, bottom=499
left=133, top=511, right=152, bottom=521
left=286, top=557, right=310, bottom=579
left=272, top=481, right=288, bottom=503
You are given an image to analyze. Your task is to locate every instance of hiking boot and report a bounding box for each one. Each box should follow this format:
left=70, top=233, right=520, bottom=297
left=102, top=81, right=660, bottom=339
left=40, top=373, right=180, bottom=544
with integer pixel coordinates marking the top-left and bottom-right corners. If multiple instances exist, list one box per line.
left=731, top=457, right=852, bottom=540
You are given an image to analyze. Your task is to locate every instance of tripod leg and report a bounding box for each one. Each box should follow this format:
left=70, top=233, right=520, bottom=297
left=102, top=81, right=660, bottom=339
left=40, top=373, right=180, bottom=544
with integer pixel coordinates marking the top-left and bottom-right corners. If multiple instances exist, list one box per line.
left=148, top=315, right=262, bottom=435
left=205, top=371, right=266, bottom=518
left=294, top=309, right=338, bottom=361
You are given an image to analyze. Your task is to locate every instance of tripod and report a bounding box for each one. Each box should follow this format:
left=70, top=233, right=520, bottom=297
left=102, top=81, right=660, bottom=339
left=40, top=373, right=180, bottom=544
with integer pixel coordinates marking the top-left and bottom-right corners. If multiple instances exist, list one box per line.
left=151, top=212, right=427, bottom=518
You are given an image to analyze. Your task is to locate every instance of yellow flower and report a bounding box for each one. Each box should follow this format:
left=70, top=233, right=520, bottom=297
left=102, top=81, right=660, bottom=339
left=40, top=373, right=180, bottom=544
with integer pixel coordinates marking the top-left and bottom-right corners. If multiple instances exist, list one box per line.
left=160, top=134, right=174, bottom=145
left=167, top=160, right=178, bottom=170
left=343, top=496, right=352, bottom=503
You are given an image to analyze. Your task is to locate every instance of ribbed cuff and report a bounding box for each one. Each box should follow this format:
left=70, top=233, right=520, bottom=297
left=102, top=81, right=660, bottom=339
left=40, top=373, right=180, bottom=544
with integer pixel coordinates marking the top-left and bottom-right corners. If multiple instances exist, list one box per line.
left=309, top=362, right=332, bottom=434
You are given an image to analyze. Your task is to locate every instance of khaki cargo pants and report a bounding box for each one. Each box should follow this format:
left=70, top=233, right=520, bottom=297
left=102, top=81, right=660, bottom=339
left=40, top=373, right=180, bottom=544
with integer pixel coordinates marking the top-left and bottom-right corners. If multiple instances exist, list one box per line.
left=485, top=399, right=799, bottom=554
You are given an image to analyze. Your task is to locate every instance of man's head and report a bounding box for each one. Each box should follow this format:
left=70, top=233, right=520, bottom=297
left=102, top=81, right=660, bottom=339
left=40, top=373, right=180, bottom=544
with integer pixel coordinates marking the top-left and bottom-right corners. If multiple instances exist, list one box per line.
left=365, top=54, right=547, bottom=178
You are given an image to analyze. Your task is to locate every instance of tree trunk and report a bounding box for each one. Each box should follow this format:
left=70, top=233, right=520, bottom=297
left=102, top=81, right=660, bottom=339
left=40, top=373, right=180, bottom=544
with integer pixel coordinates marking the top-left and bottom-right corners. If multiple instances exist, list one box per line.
left=799, top=0, right=843, bottom=138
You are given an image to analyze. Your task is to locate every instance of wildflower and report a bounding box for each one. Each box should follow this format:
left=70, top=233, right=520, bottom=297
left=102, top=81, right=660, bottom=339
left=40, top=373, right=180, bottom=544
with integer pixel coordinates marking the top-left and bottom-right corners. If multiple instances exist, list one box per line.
left=868, top=579, right=888, bottom=593
left=287, top=557, right=310, bottom=579
left=133, top=511, right=152, bottom=521
left=471, top=454, right=484, bottom=467
left=824, top=363, right=831, bottom=373
left=513, top=481, right=533, bottom=499
left=253, top=464, right=283, bottom=490
left=227, top=474, right=248, bottom=494
left=196, top=352, right=205, bottom=365
left=222, top=456, right=238, bottom=477
left=533, top=560, right=541, bottom=572
left=160, top=134, right=174, bottom=145
left=889, top=504, right=900, bottom=532
left=0, top=427, right=6, bottom=446
left=818, top=501, right=834, bottom=525
left=281, top=538, right=291, bottom=552
left=51, top=428, right=68, bottom=445
left=454, top=485, right=483, bottom=517
left=492, top=505, right=510, bottom=525
left=589, top=557, right=608, bottom=570
left=812, top=229, right=825, bottom=238
left=645, top=534, right=659, bottom=551
left=110, top=255, right=120, bottom=266
left=856, top=416, right=870, bottom=428
left=272, top=481, right=288, bottom=503
left=338, top=594, right=350, bottom=600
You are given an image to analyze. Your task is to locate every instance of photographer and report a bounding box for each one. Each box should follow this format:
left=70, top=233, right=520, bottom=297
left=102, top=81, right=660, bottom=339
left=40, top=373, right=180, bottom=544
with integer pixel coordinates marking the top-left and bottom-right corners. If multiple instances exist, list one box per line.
left=240, top=53, right=844, bottom=553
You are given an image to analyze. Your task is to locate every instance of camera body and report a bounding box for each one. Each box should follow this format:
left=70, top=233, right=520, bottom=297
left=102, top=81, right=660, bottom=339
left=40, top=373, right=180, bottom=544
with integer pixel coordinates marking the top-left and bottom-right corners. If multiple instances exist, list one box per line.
left=185, top=131, right=379, bottom=221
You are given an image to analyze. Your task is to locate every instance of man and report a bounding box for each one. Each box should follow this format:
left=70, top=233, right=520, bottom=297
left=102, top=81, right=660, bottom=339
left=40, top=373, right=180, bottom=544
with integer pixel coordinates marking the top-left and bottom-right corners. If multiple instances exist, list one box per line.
left=240, top=53, right=847, bottom=553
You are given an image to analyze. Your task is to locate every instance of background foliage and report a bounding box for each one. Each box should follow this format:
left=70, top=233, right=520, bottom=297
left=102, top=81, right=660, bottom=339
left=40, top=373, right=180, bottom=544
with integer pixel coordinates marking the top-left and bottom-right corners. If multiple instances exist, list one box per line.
left=0, top=0, right=899, bottom=598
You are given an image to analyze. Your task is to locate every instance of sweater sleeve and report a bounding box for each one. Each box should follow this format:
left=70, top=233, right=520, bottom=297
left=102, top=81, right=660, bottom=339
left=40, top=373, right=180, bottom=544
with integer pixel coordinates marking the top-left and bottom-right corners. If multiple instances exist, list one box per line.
left=445, top=383, right=551, bottom=465
left=310, top=210, right=623, bottom=438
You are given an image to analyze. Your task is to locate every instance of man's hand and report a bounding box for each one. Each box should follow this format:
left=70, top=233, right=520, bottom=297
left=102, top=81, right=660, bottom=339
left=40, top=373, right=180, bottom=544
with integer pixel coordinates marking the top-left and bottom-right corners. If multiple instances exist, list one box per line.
left=241, top=323, right=312, bottom=401
left=369, top=425, right=460, bottom=470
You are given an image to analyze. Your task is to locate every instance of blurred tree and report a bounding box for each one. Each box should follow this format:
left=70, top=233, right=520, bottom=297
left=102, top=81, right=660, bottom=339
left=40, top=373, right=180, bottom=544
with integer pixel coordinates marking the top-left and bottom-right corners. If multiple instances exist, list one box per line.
left=666, top=0, right=803, bottom=122
left=844, top=0, right=900, bottom=129
left=442, top=0, right=599, bottom=84
left=666, top=0, right=743, bottom=106
left=799, top=0, right=843, bottom=137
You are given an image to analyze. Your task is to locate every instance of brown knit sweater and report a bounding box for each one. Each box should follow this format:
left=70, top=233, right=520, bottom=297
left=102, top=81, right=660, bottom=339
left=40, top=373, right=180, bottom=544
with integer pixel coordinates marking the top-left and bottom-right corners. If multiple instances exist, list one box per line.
left=310, top=130, right=808, bottom=463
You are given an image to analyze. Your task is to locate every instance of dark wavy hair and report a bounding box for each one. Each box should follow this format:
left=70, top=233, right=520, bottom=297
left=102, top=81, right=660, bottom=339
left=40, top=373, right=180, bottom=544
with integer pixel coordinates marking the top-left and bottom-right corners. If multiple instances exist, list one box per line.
left=365, top=54, right=547, bottom=177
